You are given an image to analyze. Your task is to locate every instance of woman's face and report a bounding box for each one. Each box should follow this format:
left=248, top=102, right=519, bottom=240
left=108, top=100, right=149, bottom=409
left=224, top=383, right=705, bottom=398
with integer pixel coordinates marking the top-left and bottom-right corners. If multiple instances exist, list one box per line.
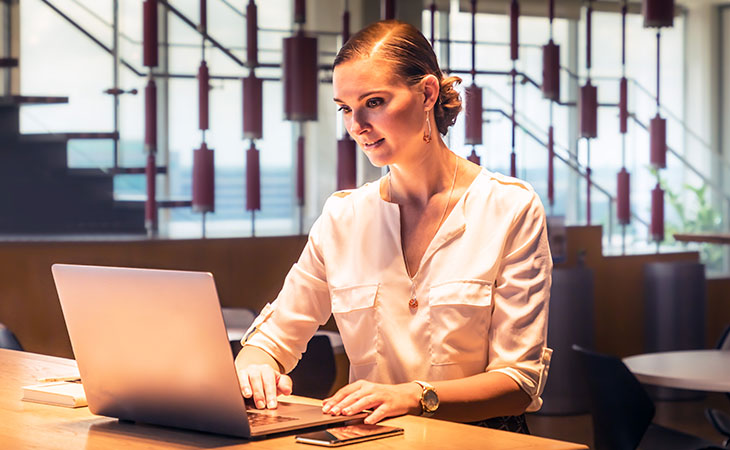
left=333, top=58, right=427, bottom=168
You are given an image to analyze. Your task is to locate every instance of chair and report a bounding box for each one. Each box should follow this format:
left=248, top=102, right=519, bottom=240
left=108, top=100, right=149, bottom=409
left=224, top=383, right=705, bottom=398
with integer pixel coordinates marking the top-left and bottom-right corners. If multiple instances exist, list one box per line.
left=288, top=334, right=336, bottom=400
left=572, top=345, right=723, bottom=450
left=221, top=307, right=256, bottom=356
left=0, top=323, right=23, bottom=351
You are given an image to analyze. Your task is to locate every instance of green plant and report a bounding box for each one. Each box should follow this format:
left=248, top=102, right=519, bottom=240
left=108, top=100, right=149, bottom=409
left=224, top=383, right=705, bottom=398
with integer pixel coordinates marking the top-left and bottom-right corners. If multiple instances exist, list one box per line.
left=649, top=167, right=724, bottom=270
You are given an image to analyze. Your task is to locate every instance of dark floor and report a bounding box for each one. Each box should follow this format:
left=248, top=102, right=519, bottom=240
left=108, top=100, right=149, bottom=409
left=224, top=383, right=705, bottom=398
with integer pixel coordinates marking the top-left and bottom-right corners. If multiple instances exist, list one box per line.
left=526, top=392, right=730, bottom=448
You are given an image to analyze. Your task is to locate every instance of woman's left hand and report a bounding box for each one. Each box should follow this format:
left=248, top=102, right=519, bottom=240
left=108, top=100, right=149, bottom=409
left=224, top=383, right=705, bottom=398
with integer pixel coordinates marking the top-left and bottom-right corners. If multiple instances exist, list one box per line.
left=322, top=380, right=423, bottom=424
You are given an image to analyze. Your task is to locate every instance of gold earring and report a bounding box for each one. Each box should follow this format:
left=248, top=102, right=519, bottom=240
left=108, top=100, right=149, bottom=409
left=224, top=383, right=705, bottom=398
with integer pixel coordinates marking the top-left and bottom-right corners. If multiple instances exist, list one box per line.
left=423, top=114, right=432, bottom=144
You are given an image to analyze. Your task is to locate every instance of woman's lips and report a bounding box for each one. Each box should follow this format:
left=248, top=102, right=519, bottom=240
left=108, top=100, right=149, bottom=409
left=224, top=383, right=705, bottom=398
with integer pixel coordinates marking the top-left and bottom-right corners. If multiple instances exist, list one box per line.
left=363, top=138, right=385, bottom=149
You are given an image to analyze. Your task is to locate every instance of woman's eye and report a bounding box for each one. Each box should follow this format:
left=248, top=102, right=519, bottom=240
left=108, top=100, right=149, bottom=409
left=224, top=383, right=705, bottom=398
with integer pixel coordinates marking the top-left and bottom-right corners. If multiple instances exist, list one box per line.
left=337, top=105, right=351, bottom=113
left=366, top=98, right=383, bottom=108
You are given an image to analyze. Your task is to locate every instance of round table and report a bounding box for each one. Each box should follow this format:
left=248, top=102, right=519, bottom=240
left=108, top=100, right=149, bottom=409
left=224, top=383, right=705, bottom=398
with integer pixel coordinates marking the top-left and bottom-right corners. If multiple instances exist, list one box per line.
left=623, top=350, right=730, bottom=392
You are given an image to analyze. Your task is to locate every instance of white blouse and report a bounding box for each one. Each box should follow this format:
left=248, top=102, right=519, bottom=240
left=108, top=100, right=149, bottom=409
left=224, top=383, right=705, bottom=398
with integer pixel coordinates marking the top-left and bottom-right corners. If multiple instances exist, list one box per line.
left=244, top=169, right=553, bottom=412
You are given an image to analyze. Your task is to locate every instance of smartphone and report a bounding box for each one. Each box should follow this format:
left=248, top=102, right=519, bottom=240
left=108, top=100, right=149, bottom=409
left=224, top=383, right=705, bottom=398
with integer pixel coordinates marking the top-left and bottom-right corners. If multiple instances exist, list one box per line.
left=295, top=423, right=404, bottom=447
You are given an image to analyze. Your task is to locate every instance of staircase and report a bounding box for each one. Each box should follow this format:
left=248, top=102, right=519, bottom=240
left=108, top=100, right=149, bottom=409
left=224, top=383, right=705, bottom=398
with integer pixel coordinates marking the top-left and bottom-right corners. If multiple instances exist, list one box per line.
left=0, top=96, right=146, bottom=233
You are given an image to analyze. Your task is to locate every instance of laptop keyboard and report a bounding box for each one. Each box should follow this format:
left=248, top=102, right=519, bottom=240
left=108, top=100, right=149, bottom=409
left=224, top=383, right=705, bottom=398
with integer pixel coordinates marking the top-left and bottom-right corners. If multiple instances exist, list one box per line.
left=247, top=411, right=298, bottom=427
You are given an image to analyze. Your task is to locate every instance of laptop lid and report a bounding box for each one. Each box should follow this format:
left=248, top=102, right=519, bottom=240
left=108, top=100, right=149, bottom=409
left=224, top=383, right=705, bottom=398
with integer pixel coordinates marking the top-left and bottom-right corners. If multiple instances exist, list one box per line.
left=51, top=264, right=360, bottom=438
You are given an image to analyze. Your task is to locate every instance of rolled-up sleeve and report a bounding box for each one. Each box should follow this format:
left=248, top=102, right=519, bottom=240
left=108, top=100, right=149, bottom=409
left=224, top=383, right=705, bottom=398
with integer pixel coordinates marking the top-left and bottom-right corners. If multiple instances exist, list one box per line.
left=486, top=190, right=552, bottom=412
left=243, top=207, right=333, bottom=373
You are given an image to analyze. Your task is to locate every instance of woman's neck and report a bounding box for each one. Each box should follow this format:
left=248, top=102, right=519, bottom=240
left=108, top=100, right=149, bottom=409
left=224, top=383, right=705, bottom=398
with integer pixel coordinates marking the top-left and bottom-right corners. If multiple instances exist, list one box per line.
left=386, top=138, right=456, bottom=208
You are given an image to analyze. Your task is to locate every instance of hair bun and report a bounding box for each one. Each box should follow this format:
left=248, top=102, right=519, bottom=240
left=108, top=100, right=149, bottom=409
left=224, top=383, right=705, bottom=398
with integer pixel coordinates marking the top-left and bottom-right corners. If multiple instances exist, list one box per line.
left=434, top=75, right=462, bottom=135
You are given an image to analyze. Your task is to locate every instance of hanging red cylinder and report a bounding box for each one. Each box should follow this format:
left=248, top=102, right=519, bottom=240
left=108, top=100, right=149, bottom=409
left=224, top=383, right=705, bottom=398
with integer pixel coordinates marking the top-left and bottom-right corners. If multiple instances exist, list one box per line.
left=650, top=114, right=666, bottom=169
left=586, top=167, right=592, bottom=225
left=617, top=168, right=630, bottom=225
left=542, top=40, right=560, bottom=101
left=464, top=84, right=483, bottom=146
left=246, top=0, right=258, bottom=68
left=145, top=152, right=157, bottom=231
left=510, top=152, right=517, bottom=178
left=192, top=143, right=215, bottom=213
left=296, top=136, right=305, bottom=206
left=651, top=183, right=664, bottom=242
left=283, top=32, right=318, bottom=122
left=294, top=0, right=306, bottom=24
left=198, top=61, right=210, bottom=131
left=243, top=73, right=263, bottom=140
left=467, top=149, right=481, bottom=166
left=643, top=0, right=674, bottom=28
left=342, top=10, right=350, bottom=45
left=579, top=82, right=598, bottom=138
left=337, top=137, right=357, bottom=191
left=619, top=77, right=628, bottom=134
left=144, top=79, right=157, bottom=151
left=143, top=0, right=158, bottom=67
left=382, top=0, right=395, bottom=20
left=510, top=0, right=519, bottom=61
left=547, top=125, right=554, bottom=206
left=246, top=142, right=261, bottom=211
left=199, top=0, right=207, bottom=33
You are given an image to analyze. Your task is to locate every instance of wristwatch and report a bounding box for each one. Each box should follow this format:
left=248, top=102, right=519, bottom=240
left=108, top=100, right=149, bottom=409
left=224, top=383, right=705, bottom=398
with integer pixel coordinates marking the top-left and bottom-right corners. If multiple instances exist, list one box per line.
left=413, top=380, right=439, bottom=417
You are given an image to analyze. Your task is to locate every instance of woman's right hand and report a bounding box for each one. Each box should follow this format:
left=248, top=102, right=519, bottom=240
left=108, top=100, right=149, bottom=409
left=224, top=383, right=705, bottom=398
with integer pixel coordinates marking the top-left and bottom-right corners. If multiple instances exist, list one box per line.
left=238, top=364, right=293, bottom=409
left=235, top=345, right=293, bottom=409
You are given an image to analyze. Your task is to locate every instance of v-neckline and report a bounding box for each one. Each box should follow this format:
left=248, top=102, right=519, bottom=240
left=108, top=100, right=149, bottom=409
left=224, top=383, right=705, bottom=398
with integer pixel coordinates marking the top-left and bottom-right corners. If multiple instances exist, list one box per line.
left=381, top=169, right=483, bottom=281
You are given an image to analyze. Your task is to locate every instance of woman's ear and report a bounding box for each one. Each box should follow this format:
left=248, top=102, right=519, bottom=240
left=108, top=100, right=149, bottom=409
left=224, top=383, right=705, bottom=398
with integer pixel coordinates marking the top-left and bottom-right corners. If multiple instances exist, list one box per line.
left=421, top=74, right=440, bottom=111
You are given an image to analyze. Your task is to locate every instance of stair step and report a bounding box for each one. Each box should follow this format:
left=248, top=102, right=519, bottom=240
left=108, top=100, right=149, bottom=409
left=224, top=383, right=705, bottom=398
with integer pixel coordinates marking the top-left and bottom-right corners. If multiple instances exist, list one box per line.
left=68, top=166, right=168, bottom=176
left=0, top=58, right=19, bottom=68
left=19, top=131, right=119, bottom=142
left=115, top=196, right=192, bottom=208
left=0, top=96, right=69, bottom=106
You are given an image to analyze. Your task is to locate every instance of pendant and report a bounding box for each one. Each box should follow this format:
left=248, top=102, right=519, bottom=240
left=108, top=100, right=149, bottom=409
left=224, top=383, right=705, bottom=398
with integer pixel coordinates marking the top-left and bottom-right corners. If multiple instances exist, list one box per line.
left=408, top=297, right=418, bottom=308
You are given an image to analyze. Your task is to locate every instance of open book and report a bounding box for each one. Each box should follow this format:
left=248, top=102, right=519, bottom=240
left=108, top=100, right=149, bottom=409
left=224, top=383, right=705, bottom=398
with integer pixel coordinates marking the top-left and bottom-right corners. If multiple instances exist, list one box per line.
left=22, top=381, right=87, bottom=408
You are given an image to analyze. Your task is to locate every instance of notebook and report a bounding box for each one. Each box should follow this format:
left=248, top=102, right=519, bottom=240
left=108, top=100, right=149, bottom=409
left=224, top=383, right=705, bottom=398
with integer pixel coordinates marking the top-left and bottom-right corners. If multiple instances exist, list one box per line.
left=51, top=264, right=364, bottom=438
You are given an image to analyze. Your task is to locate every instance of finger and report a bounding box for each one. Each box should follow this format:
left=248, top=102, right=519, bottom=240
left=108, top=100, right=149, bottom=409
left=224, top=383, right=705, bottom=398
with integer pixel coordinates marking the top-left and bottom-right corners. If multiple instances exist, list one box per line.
left=277, top=374, right=293, bottom=396
left=340, top=394, right=380, bottom=416
left=248, top=368, right=267, bottom=409
left=262, top=368, right=279, bottom=409
left=323, top=381, right=363, bottom=413
left=328, top=388, right=369, bottom=416
left=238, top=371, right=253, bottom=398
left=364, top=404, right=389, bottom=425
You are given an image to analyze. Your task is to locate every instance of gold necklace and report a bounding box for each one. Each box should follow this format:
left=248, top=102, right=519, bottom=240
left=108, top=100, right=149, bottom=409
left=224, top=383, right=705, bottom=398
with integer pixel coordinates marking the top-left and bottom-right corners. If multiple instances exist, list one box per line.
left=390, top=153, right=459, bottom=308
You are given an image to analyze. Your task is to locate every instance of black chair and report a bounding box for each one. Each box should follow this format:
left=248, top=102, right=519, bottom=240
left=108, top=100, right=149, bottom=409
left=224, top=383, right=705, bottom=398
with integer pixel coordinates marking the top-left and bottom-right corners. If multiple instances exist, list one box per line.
left=0, top=323, right=23, bottom=351
left=572, top=345, right=723, bottom=450
left=288, top=334, right=336, bottom=400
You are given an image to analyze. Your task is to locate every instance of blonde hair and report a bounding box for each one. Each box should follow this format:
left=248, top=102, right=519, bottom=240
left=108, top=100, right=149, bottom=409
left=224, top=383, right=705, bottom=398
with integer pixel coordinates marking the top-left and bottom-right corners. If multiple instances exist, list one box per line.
left=334, top=20, right=462, bottom=135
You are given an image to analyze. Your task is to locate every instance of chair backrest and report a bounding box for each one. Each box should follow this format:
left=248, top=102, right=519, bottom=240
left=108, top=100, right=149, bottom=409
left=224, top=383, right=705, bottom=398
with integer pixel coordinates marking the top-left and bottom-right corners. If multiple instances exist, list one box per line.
left=289, top=334, right=336, bottom=399
left=572, top=345, right=655, bottom=450
left=0, top=323, right=23, bottom=351
left=715, top=324, right=730, bottom=351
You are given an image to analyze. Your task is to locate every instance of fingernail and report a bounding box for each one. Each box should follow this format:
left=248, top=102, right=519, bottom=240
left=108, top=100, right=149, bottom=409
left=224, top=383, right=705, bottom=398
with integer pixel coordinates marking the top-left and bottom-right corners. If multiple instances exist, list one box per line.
left=268, top=400, right=277, bottom=409
left=322, top=405, right=330, bottom=413
left=243, top=389, right=252, bottom=397
left=256, top=400, right=265, bottom=409
left=343, top=408, right=351, bottom=415
left=331, top=407, right=340, bottom=415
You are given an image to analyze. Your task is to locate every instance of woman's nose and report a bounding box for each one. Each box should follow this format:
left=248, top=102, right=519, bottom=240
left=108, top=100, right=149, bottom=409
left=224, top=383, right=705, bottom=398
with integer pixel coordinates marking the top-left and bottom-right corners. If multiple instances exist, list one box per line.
left=348, top=109, right=370, bottom=135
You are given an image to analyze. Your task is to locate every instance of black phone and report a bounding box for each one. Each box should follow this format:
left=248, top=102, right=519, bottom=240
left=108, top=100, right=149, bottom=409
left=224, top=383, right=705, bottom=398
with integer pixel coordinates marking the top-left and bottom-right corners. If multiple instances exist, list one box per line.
left=295, top=423, right=404, bottom=447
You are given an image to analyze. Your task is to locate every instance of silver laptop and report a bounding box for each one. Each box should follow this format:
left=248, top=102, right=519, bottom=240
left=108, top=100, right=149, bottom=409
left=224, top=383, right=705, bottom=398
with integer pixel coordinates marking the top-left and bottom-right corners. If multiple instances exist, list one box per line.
left=51, top=263, right=364, bottom=438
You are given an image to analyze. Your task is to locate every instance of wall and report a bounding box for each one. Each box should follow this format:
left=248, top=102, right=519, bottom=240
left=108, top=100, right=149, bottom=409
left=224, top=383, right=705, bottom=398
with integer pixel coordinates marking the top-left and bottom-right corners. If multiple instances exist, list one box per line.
left=1, top=226, right=728, bottom=361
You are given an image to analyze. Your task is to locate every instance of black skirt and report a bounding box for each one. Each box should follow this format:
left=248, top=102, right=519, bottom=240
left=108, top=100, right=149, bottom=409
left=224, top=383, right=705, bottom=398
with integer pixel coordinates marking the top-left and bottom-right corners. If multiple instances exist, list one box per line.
left=468, top=414, right=530, bottom=434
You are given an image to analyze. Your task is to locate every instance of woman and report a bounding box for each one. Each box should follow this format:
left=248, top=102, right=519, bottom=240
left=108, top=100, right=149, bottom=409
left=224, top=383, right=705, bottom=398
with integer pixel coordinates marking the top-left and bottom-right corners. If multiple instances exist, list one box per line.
left=234, top=20, right=552, bottom=433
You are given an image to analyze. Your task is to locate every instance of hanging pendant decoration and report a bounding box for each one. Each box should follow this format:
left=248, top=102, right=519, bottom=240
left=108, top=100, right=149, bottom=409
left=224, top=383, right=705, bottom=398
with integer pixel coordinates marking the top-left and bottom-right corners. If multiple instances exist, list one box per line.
left=509, top=0, right=519, bottom=178
left=541, top=40, right=560, bottom=102
left=579, top=82, right=598, bottom=139
left=283, top=34, right=318, bottom=121
left=617, top=168, right=630, bottom=225
left=651, top=183, right=664, bottom=242
left=246, top=142, right=261, bottom=211
left=337, top=136, right=357, bottom=191
left=192, top=142, right=215, bottom=213
left=643, top=0, right=675, bottom=28
left=143, top=0, right=158, bottom=234
left=465, top=84, right=483, bottom=146
left=382, top=0, right=395, bottom=20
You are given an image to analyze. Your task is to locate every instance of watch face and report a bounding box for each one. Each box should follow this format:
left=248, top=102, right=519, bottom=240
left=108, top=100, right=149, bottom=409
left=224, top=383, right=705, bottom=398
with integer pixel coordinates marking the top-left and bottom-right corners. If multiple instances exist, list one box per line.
left=423, top=389, right=439, bottom=412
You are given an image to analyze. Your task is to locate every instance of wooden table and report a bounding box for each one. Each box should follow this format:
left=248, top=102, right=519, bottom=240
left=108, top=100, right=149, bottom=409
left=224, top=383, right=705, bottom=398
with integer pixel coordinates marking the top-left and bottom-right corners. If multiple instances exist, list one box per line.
left=623, top=350, right=730, bottom=392
left=673, top=233, right=730, bottom=245
left=0, top=349, right=587, bottom=449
